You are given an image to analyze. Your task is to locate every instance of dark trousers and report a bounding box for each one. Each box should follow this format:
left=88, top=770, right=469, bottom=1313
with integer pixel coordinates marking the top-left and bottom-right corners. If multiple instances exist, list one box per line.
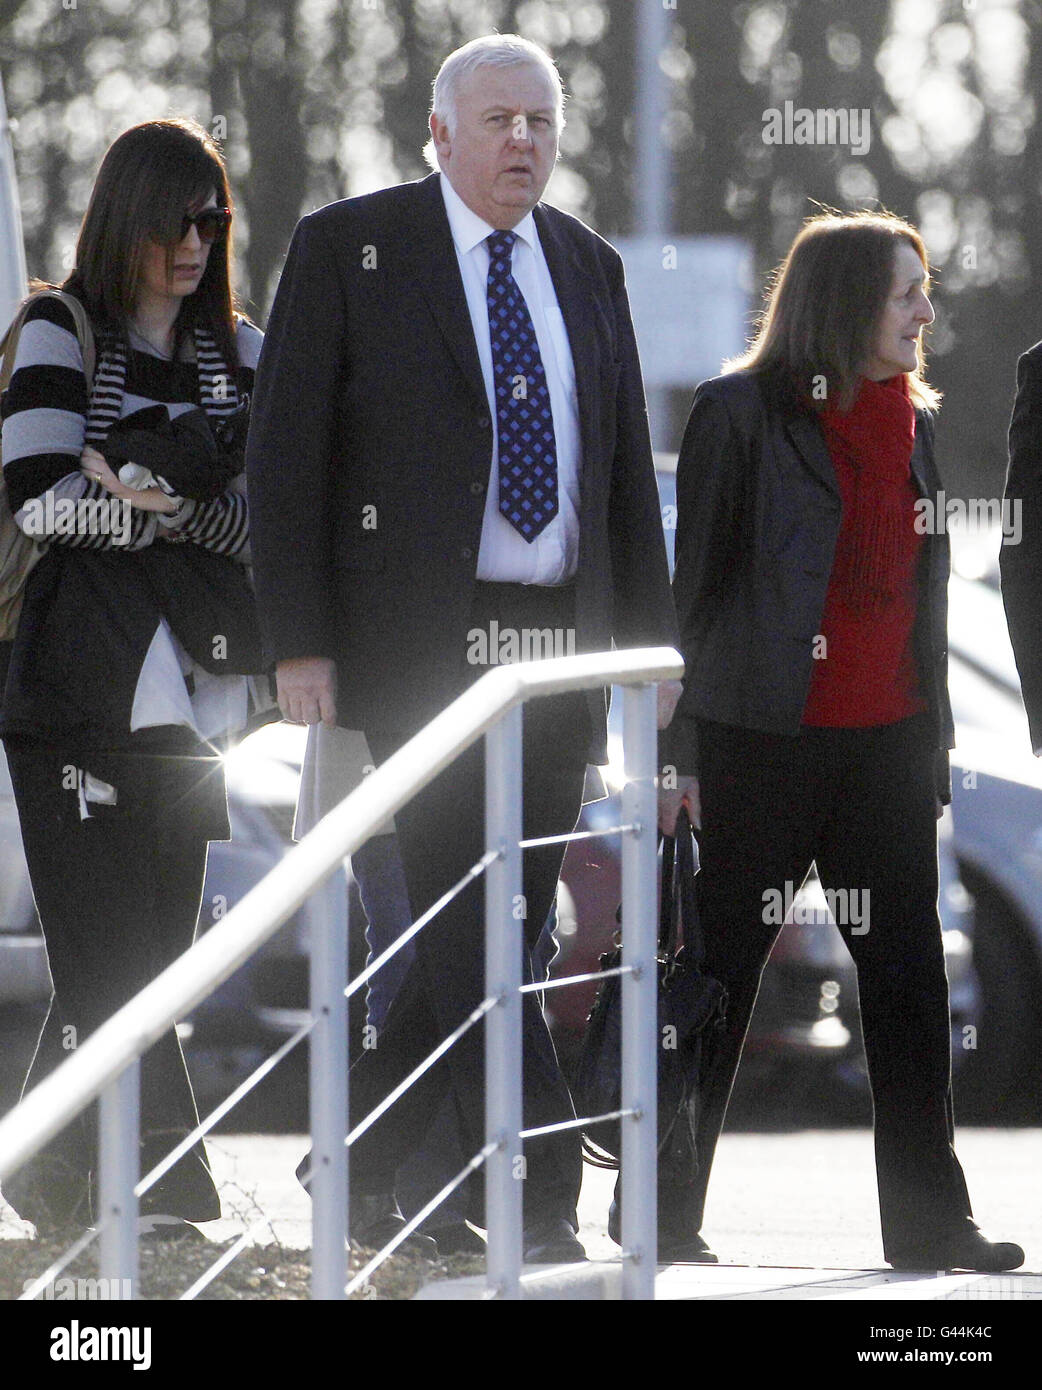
left=679, top=714, right=972, bottom=1257
left=352, top=834, right=562, bottom=1231
left=346, top=582, right=589, bottom=1230
left=2, top=742, right=221, bottom=1226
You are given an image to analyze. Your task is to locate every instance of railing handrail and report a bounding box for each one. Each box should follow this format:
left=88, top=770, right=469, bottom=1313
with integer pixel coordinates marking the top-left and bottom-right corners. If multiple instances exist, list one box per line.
left=0, top=646, right=682, bottom=1184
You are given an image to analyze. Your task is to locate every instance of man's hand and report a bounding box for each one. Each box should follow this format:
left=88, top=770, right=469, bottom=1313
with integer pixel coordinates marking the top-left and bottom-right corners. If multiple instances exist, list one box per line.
left=659, top=774, right=700, bottom=835
left=276, top=656, right=338, bottom=728
left=657, top=678, right=683, bottom=730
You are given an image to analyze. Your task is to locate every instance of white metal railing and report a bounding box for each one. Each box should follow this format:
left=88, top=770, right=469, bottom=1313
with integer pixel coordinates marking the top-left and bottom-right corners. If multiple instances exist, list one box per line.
left=0, top=646, right=684, bottom=1301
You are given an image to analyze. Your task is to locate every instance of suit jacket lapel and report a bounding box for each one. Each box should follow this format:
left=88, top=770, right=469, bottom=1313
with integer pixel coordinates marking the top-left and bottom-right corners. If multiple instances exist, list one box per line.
left=402, top=174, right=487, bottom=410
left=786, top=396, right=933, bottom=501
left=785, top=410, right=839, bottom=497
left=533, top=204, right=603, bottom=467
left=401, top=181, right=610, bottom=450
left=909, top=411, right=931, bottom=497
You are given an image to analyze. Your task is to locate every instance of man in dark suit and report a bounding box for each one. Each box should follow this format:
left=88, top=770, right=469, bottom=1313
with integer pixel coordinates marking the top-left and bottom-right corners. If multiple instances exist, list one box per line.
left=1002, top=341, right=1042, bottom=753
left=246, top=33, right=679, bottom=1263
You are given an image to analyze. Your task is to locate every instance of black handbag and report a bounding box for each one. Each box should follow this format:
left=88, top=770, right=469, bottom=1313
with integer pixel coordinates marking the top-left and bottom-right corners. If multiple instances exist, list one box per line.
left=574, top=807, right=727, bottom=1183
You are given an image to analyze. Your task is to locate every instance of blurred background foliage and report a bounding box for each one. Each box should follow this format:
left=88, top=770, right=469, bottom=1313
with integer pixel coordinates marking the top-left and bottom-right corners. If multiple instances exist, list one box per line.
left=1, top=0, right=1039, bottom=495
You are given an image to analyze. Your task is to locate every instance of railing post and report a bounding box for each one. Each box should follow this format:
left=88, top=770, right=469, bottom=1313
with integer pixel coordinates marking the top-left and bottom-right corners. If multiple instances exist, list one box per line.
left=621, top=682, right=658, bottom=1299
left=309, top=871, right=349, bottom=1299
left=98, top=1059, right=139, bottom=1300
left=485, top=703, right=524, bottom=1300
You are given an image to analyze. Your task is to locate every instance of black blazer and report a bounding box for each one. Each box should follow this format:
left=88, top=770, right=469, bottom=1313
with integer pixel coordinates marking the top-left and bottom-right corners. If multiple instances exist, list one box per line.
left=245, top=173, right=677, bottom=752
left=1001, top=340, right=1042, bottom=751
left=662, top=371, right=955, bottom=797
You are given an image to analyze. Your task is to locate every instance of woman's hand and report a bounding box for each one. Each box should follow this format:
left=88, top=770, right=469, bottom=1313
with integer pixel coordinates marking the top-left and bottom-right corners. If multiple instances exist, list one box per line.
left=80, top=446, right=178, bottom=514
left=659, top=774, right=701, bottom=835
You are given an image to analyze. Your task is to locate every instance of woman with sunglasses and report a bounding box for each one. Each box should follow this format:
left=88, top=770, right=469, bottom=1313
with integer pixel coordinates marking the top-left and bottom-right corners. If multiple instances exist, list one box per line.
left=657, top=209, right=1023, bottom=1272
left=0, top=118, right=265, bottom=1239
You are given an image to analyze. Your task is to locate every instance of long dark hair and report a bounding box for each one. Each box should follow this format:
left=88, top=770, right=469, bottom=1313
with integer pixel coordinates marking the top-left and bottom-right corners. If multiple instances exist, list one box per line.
left=728, top=208, right=940, bottom=413
left=62, top=118, right=240, bottom=368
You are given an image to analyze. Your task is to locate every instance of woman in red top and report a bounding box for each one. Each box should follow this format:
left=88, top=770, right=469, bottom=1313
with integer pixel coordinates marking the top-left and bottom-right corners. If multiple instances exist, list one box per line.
left=655, top=210, right=1022, bottom=1271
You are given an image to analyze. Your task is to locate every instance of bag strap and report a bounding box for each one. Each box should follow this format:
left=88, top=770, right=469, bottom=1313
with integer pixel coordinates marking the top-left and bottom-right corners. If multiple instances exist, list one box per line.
left=659, top=830, right=680, bottom=956
left=659, top=806, right=707, bottom=966
left=0, top=288, right=96, bottom=394
left=674, top=805, right=708, bottom=967
left=580, top=1134, right=620, bottom=1170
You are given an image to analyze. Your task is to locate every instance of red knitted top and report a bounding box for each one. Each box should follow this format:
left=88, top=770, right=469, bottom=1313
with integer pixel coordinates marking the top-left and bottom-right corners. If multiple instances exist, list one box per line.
left=801, top=374, right=928, bottom=728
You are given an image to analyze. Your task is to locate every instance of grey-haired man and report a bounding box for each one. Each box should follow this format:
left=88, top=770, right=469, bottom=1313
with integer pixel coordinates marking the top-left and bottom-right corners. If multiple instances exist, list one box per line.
left=247, top=34, right=679, bottom=1263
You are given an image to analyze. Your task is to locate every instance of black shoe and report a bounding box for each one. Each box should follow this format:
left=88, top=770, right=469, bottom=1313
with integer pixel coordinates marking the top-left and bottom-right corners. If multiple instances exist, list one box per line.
left=888, top=1224, right=1025, bottom=1273
left=608, top=1196, right=716, bottom=1262
left=2, top=1159, right=91, bottom=1238
left=523, top=1218, right=588, bottom=1264
left=659, top=1232, right=718, bottom=1264
left=353, top=1213, right=439, bottom=1259
left=352, top=1195, right=439, bottom=1259
left=431, top=1221, right=486, bottom=1256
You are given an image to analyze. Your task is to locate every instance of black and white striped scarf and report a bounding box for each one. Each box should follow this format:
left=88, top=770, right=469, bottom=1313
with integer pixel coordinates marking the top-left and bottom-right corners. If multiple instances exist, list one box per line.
left=84, top=326, right=240, bottom=443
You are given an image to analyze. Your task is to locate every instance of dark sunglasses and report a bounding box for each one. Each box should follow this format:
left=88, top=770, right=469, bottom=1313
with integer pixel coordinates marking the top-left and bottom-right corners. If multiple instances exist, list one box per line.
left=178, top=207, right=232, bottom=244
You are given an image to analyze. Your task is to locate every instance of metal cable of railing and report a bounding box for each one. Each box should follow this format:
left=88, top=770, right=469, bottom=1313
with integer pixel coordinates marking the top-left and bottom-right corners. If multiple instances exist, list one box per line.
left=345, top=994, right=499, bottom=1149
left=0, top=648, right=682, bottom=1302
left=518, top=824, right=636, bottom=850
left=137, top=1018, right=314, bottom=1199
left=344, top=849, right=499, bottom=1001
left=180, top=1221, right=269, bottom=1302
left=18, top=1223, right=104, bottom=1301
left=519, top=964, right=633, bottom=995
left=344, top=1140, right=500, bottom=1297
left=520, top=1111, right=635, bottom=1142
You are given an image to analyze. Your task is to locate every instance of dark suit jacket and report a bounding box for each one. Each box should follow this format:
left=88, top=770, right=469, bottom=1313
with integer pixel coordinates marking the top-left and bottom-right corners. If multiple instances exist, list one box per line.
left=245, top=172, right=677, bottom=753
left=1001, top=341, right=1042, bottom=751
left=662, top=370, right=955, bottom=799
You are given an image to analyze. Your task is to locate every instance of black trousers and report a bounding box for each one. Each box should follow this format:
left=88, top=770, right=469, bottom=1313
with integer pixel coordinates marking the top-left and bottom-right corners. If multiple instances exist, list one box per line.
left=2, top=739, right=223, bottom=1227
left=346, top=582, right=589, bottom=1230
left=677, top=713, right=973, bottom=1258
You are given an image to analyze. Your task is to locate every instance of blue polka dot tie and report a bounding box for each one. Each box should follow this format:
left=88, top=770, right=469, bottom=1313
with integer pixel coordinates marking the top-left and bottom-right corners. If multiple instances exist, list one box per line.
left=485, top=229, right=558, bottom=541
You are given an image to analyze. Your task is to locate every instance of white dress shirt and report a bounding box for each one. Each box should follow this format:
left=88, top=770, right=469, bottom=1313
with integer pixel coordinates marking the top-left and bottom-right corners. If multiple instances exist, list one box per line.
left=439, top=172, right=582, bottom=585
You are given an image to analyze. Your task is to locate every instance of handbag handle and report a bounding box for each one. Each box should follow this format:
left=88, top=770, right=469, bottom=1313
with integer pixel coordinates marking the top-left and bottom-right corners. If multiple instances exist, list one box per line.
left=0, top=289, right=96, bottom=393
left=659, top=805, right=708, bottom=967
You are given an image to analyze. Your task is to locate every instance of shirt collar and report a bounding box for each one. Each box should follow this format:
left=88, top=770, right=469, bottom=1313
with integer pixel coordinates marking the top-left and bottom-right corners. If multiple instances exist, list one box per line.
left=439, top=172, right=537, bottom=257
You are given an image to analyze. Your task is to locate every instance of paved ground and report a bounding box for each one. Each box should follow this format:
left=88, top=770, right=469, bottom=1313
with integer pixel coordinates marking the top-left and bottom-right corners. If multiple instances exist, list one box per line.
left=4, top=1128, right=1038, bottom=1299
left=9, top=1128, right=1037, bottom=1286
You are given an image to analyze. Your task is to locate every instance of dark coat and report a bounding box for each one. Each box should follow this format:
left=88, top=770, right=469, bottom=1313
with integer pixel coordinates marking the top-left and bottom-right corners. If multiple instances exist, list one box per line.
left=1001, top=340, right=1042, bottom=752
left=661, top=370, right=955, bottom=798
left=245, top=172, right=678, bottom=753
